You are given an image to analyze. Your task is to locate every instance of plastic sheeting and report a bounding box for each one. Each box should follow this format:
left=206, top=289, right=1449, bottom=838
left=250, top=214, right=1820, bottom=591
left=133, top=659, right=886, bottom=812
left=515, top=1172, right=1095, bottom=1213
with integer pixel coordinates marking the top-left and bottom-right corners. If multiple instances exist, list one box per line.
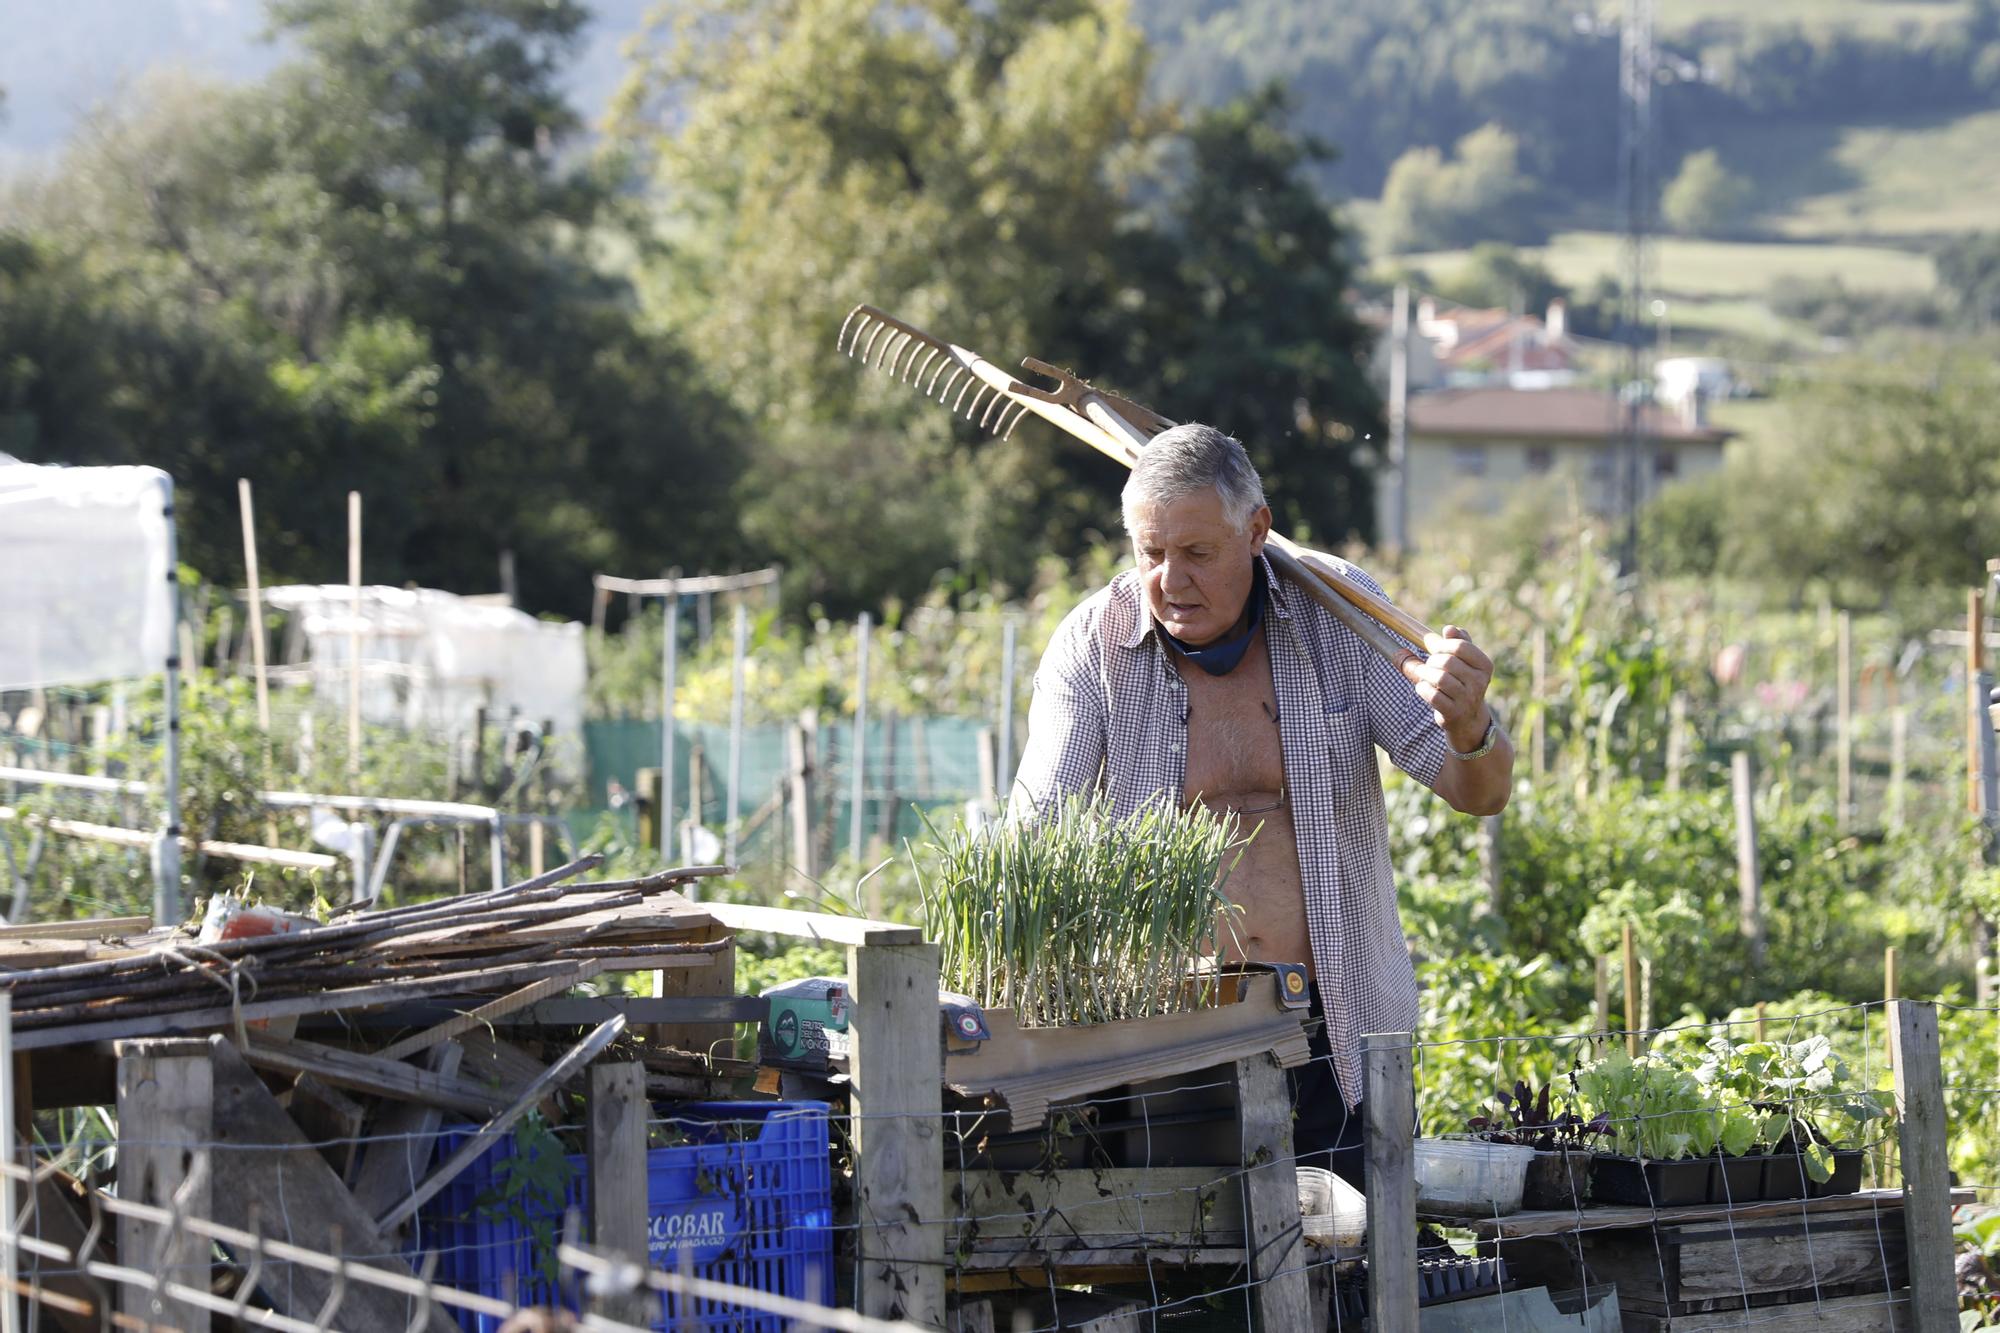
left=0, top=459, right=174, bottom=691
left=261, top=584, right=587, bottom=741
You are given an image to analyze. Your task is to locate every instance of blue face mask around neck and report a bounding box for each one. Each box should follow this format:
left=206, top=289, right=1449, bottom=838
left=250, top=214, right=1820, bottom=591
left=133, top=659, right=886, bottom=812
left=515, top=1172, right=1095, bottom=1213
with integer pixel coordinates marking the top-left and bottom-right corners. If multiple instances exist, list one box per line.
left=1160, top=567, right=1266, bottom=676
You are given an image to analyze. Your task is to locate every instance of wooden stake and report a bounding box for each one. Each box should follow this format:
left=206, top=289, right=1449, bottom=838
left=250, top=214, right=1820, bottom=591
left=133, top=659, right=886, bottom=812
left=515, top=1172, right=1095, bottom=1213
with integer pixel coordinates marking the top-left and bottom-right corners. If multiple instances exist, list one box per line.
left=1733, top=750, right=1764, bottom=969
left=1837, top=611, right=1853, bottom=828
left=1972, top=589, right=1986, bottom=814
left=1885, top=945, right=1901, bottom=1073
left=788, top=709, right=817, bottom=881
left=237, top=480, right=272, bottom=737
left=1890, top=706, right=1909, bottom=831
left=1622, top=923, right=1639, bottom=1058
left=1530, top=629, right=1548, bottom=779
left=1889, top=1002, right=1956, bottom=1333
left=1364, top=1031, right=1419, bottom=1331
left=347, top=491, right=363, bottom=780
left=1594, top=956, right=1611, bottom=1057
left=1664, top=692, right=1686, bottom=793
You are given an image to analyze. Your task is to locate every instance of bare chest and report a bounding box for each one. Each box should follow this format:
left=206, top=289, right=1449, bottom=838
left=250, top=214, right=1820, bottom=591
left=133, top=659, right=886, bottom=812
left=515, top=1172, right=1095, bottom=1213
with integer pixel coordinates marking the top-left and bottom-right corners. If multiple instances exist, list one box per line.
left=1173, top=629, right=1287, bottom=804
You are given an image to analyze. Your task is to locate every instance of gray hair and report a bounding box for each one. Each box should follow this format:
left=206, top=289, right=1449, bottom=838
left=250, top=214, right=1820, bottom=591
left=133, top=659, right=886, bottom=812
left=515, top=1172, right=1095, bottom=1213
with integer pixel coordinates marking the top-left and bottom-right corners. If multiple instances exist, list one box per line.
left=1121, top=424, right=1267, bottom=533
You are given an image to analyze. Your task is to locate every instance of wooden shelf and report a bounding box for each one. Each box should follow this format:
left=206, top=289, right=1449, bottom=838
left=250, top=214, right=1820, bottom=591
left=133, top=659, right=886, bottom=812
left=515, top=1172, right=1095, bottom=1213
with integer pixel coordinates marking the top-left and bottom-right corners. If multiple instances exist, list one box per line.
left=1451, top=1187, right=1975, bottom=1240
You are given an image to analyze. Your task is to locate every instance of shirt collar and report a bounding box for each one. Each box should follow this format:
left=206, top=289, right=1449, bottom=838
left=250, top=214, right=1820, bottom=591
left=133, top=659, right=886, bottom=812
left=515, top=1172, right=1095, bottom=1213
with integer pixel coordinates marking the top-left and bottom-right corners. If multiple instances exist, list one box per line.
left=1121, top=551, right=1288, bottom=651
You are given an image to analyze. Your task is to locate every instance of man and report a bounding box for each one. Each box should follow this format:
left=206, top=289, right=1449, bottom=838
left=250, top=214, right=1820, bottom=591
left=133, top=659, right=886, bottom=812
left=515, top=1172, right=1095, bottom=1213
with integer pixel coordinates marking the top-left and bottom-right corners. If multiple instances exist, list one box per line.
left=1010, top=423, right=1513, bottom=1184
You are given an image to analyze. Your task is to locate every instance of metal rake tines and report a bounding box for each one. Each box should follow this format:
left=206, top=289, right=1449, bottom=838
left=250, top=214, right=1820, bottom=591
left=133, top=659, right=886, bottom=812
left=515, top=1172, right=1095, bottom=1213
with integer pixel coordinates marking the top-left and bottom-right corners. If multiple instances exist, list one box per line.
left=836, top=305, right=1034, bottom=439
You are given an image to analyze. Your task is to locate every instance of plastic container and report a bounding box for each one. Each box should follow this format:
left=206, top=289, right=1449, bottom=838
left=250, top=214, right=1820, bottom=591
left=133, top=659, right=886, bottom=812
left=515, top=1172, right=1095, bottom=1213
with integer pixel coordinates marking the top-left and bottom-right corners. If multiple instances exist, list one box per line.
left=1297, top=1166, right=1367, bottom=1246
left=412, top=1102, right=833, bottom=1333
left=1413, top=1139, right=1535, bottom=1218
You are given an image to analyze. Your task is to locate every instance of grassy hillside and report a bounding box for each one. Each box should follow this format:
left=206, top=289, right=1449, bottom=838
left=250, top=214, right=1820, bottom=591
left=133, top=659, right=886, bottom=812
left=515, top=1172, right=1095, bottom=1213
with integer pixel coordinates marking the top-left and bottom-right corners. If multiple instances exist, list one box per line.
left=1722, top=108, right=2000, bottom=240
left=1649, top=0, right=1969, bottom=36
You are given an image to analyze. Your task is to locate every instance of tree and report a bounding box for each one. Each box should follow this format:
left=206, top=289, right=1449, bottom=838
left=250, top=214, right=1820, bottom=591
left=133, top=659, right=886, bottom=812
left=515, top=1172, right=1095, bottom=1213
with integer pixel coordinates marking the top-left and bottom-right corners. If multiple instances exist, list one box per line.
left=1723, top=349, right=2000, bottom=596
left=1937, top=232, right=2000, bottom=332
left=1378, top=123, right=1538, bottom=251
left=617, top=0, right=1383, bottom=605
left=1661, top=149, right=1751, bottom=236
left=2, top=4, right=747, bottom=614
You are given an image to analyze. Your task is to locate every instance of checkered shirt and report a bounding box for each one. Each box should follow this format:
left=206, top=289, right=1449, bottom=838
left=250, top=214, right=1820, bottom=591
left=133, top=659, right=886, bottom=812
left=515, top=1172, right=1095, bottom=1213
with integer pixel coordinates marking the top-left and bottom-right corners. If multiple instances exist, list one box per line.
left=1010, top=553, right=1449, bottom=1105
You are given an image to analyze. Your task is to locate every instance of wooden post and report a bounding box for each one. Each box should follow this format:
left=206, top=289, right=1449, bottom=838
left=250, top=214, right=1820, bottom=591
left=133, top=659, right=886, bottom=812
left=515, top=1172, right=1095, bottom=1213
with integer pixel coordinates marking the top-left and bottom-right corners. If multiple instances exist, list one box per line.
left=847, top=936, right=945, bottom=1328
left=1477, top=811, right=1502, bottom=915
left=636, top=767, right=661, bottom=853
left=789, top=710, right=818, bottom=881
left=1622, top=923, right=1640, bottom=1058
left=1754, top=1001, right=1768, bottom=1042
left=725, top=602, right=748, bottom=865
left=688, top=741, right=708, bottom=855
left=648, top=928, right=734, bottom=1064
left=347, top=490, right=362, bottom=780
left=588, top=1063, right=653, bottom=1325
left=1594, top=956, right=1611, bottom=1057
left=1890, top=706, right=1909, bottom=831
left=117, top=1039, right=213, bottom=1331
left=1889, top=1001, right=1956, bottom=1333
left=1664, top=691, right=1686, bottom=794
left=1530, top=629, right=1548, bottom=780
left=1836, top=611, right=1853, bottom=828
left=237, top=480, right=272, bottom=739
left=528, top=819, right=546, bottom=878
left=661, top=572, right=679, bottom=857
left=1363, top=1032, right=1418, bottom=1333
left=1972, top=589, right=1986, bottom=814
left=1732, top=750, right=1764, bottom=970
left=851, top=613, right=872, bottom=864
left=1236, top=1052, right=1312, bottom=1329
left=1885, top=946, right=1901, bottom=1074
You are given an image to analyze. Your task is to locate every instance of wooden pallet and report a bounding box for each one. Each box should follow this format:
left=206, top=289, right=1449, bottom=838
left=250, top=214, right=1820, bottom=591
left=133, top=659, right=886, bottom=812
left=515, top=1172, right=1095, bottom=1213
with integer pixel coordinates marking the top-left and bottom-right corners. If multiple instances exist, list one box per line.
left=1466, top=1189, right=1967, bottom=1332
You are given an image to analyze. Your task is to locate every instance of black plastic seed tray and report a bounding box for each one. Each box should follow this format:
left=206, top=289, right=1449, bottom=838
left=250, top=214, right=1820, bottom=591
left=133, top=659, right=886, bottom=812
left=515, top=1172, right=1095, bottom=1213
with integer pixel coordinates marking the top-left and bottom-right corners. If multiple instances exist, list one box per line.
left=1331, top=1255, right=1509, bottom=1322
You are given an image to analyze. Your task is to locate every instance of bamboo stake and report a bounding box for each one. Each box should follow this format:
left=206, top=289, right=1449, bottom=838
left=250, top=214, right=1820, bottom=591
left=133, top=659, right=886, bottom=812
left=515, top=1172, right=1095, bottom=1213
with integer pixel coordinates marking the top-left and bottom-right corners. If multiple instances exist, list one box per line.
left=1972, top=589, right=1986, bottom=814
left=1755, top=1001, right=1768, bottom=1042
left=347, top=491, right=363, bottom=781
left=1837, top=611, right=1853, bottom=828
left=237, top=480, right=272, bottom=737
left=1885, top=945, right=1900, bottom=1073
left=1623, top=923, right=1639, bottom=1058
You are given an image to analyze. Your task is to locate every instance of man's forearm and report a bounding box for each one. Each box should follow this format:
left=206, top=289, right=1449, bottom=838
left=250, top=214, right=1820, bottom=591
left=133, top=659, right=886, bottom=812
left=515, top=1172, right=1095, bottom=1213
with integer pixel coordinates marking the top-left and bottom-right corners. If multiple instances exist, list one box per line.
left=1437, top=707, right=1514, bottom=816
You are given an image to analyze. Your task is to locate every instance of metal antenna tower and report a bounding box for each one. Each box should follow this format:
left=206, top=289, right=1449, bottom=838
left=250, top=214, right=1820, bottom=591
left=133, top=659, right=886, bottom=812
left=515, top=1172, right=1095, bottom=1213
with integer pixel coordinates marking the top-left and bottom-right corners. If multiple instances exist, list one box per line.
left=1617, top=0, right=1655, bottom=574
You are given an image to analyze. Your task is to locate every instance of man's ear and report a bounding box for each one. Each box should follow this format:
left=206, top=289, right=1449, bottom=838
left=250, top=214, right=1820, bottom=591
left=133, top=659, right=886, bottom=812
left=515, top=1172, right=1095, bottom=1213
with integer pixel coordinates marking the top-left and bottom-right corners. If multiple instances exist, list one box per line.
left=1246, top=505, right=1273, bottom=556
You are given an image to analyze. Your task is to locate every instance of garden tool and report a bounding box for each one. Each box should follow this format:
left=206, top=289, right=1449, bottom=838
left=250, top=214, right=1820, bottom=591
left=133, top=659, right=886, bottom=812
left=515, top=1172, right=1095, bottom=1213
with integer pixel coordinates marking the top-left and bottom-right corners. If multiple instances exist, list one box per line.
left=836, top=304, right=1442, bottom=667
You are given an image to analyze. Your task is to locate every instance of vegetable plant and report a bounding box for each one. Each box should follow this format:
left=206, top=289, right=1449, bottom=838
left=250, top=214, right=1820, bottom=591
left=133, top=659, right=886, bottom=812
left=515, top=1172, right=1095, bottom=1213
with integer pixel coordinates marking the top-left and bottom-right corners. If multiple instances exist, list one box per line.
left=910, top=794, right=1244, bottom=1027
left=1467, top=1078, right=1608, bottom=1151
left=1573, top=1052, right=1713, bottom=1161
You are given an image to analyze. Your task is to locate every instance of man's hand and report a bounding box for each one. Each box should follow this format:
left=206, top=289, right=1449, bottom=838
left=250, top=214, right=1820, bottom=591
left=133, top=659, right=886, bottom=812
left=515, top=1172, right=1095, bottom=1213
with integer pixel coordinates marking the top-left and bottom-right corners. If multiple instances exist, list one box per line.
left=1399, top=624, right=1494, bottom=752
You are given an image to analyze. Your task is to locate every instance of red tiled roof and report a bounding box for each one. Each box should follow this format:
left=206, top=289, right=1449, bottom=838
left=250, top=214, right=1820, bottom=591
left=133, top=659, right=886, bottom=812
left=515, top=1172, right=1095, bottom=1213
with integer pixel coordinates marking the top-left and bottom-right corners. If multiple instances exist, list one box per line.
left=1407, top=387, right=1731, bottom=443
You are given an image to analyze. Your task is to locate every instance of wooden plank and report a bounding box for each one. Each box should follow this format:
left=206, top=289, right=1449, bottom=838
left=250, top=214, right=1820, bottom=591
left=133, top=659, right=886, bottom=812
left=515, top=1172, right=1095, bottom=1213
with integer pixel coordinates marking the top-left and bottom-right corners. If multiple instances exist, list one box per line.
left=241, top=1034, right=508, bottom=1116
left=13, top=957, right=604, bottom=1050
left=0, top=916, right=150, bottom=941
left=945, top=974, right=1311, bottom=1130
left=115, top=1041, right=212, bottom=1332
left=350, top=1042, right=464, bottom=1226
left=373, top=963, right=600, bottom=1061
left=455, top=1029, right=548, bottom=1102
left=206, top=1036, right=456, bottom=1332
left=945, top=1166, right=1245, bottom=1253
left=1235, top=1052, right=1312, bottom=1331
left=1363, top=1031, right=1417, bottom=1333
left=1465, top=1187, right=1973, bottom=1240
left=377, top=1015, right=626, bottom=1233
left=849, top=940, right=946, bottom=1329
left=588, top=1063, right=652, bottom=1324
left=646, top=926, right=735, bottom=1063
left=1890, top=1000, right=1955, bottom=1333
left=19, top=1169, right=105, bottom=1333
left=584, top=1056, right=648, bottom=1320
left=948, top=1248, right=1247, bottom=1277
left=1671, top=1217, right=1905, bottom=1303
left=707, top=900, right=920, bottom=947
left=288, top=1072, right=366, bottom=1179
left=1625, top=1288, right=1910, bottom=1331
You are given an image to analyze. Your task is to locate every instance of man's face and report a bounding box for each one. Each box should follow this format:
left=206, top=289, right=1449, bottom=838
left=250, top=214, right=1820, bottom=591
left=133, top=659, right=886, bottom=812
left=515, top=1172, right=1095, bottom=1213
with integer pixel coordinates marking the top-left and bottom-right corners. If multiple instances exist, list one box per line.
left=1129, top=488, right=1272, bottom=648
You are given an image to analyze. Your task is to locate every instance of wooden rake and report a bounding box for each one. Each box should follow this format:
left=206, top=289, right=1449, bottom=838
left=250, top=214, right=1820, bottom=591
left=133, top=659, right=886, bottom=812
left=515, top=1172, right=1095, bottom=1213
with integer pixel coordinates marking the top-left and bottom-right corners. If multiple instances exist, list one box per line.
left=835, top=303, right=1436, bottom=666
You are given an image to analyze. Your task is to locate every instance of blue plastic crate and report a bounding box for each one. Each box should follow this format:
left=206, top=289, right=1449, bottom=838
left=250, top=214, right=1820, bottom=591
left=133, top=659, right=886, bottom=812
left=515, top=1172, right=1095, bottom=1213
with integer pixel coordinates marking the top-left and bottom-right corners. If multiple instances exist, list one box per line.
left=411, top=1101, right=834, bottom=1333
